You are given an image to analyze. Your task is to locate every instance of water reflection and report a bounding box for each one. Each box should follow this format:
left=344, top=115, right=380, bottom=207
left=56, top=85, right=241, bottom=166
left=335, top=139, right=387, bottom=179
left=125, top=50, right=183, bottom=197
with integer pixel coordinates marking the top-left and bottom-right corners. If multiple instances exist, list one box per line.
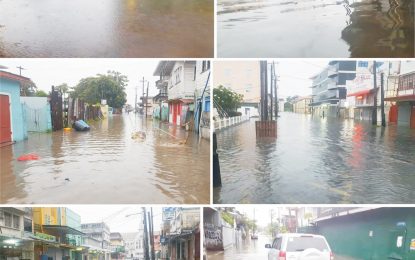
left=218, top=0, right=414, bottom=57
left=0, top=115, right=210, bottom=204
left=213, top=113, right=415, bottom=204
left=0, top=0, right=213, bottom=57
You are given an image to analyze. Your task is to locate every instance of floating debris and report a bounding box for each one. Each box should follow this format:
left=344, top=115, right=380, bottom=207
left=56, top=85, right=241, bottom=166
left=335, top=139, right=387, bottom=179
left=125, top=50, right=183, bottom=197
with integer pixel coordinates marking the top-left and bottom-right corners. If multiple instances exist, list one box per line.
left=17, top=154, right=39, bottom=161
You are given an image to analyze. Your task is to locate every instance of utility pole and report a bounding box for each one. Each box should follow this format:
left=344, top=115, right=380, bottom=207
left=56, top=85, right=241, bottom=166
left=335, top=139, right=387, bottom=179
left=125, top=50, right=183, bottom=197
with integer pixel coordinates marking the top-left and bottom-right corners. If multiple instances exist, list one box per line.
left=139, top=77, right=147, bottom=115
left=16, top=66, right=25, bottom=76
left=260, top=61, right=268, bottom=121
left=380, top=73, right=386, bottom=127
left=135, top=85, right=138, bottom=113
left=274, top=62, right=278, bottom=119
left=148, top=209, right=155, bottom=260
left=146, top=82, right=149, bottom=118
left=270, top=63, right=274, bottom=120
left=372, top=61, right=378, bottom=126
left=142, top=207, right=150, bottom=260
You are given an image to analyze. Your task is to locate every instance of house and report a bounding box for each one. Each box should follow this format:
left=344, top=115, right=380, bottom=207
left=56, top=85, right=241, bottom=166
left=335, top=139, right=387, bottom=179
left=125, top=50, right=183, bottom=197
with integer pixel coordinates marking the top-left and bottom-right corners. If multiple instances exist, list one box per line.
left=292, top=96, right=312, bottom=114
left=161, top=207, right=200, bottom=260
left=122, top=232, right=144, bottom=260
left=0, top=70, right=29, bottom=146
left=153, top=61, right=197, bottom=127
left=0, top=207, right=35, bottom=259
left=310, top=61, right=356, bottom=118
left=213, top=60, right=261, bottom=118
left=385, top=61, right=415, bottom=128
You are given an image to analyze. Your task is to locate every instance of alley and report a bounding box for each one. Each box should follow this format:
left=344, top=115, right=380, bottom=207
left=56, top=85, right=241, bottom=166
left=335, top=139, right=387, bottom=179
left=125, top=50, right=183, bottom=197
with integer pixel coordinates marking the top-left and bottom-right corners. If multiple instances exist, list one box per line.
left=0, top=114, right=210, bottom=204
left=0, top=0, right=213, bottom=57
left=214, top=113, right=415, bottom=204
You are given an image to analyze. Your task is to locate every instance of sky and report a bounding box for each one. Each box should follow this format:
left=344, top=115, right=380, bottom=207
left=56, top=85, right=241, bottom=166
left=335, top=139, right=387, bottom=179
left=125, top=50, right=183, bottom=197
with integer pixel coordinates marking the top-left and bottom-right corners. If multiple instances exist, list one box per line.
left=0, top=59, right=160, bottom=105
left=275, top=60, right=329, bottom=99
left=69, top=206, right=163, bottom=233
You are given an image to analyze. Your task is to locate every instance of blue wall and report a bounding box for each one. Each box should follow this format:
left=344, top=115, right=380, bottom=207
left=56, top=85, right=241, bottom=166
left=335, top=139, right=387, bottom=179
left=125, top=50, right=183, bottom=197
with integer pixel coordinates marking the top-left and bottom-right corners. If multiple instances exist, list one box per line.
left=0, top=77, right=27, bottom=142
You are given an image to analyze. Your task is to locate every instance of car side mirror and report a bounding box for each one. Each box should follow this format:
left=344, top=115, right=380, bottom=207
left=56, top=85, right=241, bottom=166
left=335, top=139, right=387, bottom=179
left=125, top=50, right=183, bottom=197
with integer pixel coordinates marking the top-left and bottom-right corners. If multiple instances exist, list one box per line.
left=265, top=244, right=272, bottom=248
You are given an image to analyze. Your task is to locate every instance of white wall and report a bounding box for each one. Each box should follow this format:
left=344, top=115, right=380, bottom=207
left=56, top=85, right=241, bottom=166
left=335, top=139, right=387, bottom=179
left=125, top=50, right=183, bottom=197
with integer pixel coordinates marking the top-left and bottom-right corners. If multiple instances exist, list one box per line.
left=168, top=61, right=196, bottom=100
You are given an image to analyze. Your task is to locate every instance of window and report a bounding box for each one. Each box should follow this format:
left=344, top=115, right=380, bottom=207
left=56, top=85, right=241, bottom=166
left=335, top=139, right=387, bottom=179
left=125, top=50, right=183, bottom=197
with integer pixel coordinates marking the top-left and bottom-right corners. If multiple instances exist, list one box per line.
left=4, top=212, right=12, bottom=227
left=272, top=237, right=282, bottom=249
left=358, top=61, right=368, bottom=68
left=202, top=61, right=210, bottom=72
left=24, top=218, right=32, bottom=232
left=174, top=66, right=182, bottom=85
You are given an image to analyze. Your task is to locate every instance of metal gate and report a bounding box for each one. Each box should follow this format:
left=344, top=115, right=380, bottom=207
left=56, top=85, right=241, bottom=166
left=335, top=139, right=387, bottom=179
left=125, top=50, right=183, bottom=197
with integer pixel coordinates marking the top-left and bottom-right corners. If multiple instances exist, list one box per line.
left=0, top=94, right=12, bottom=144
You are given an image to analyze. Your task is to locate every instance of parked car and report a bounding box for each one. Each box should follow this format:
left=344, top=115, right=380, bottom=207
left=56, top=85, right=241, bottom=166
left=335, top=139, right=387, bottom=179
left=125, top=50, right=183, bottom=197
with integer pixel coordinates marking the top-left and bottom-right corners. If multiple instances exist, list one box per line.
left=265, top=233, right=334, bottom=260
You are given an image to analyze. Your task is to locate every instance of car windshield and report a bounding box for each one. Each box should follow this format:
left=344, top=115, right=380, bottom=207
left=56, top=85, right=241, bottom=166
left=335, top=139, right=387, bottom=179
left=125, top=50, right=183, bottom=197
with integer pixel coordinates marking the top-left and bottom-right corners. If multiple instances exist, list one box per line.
left=286, top=236, right=329, bottom=252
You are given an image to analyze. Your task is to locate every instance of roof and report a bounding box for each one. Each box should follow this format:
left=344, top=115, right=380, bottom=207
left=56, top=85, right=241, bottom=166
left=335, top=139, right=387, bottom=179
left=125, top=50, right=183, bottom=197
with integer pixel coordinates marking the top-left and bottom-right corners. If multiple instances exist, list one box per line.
left=153, top=61, right=176, bottom=76
left=0, top=70, right=31, bottom=83
left=313, top=207, right=379, bottom=223
left=42, top=225, right=85, bottom=236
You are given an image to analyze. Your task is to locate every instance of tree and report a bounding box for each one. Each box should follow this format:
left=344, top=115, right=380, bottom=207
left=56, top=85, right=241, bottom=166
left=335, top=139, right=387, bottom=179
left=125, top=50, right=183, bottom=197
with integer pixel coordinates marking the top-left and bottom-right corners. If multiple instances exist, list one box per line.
left=71, top=72, right=127, bottom=108
left=213, top=85, right=244, bottom=117
left=35, top=90, right=48, bottom=97
left=55, top=83, right=70, bottom=95
left=20, top=80, right=37, bottom=96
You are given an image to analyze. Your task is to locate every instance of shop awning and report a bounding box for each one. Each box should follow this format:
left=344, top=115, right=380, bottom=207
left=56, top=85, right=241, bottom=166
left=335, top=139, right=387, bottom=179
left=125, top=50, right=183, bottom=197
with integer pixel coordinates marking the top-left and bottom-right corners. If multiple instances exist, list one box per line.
left=347, top=88, right=375, bottom=97
left=42, top=225, right=84, bottom=236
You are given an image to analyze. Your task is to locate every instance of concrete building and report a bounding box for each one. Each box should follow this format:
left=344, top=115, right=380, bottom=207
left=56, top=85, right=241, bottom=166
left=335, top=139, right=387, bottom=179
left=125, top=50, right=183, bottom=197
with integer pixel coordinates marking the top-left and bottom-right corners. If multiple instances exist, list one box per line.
left=213, top=60, right=261, bottom=118
left=0, top=208, right=34, bottom=259
left=110, top=232, right=126, bottom=260
left=0, top=70, right=29, bottom=146
left=292, top=96, right=312, bottom=114
left=122, top=232, right=144, bottom=260
left=310, top=61, right=356, bottom=118
left=345, top=61, right=400, bottom=123
left=385, top=61, right=415, bottom=128
left=203, top=208, right=236, bottom=251
left=161, top=208, right=200, bottom=260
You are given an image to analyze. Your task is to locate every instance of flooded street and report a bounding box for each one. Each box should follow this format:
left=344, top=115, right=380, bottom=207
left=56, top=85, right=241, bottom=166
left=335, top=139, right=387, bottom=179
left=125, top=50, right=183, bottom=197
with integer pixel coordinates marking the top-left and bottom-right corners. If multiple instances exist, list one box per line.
left=0, top=0, right=213, bottom=57
left=218, top=0, right=414, bottom=57
left=208, top=235, right=271, bottom=260
left=0, top=115, right=210, bottom=204
left=214, top=113, right=415, bottom=204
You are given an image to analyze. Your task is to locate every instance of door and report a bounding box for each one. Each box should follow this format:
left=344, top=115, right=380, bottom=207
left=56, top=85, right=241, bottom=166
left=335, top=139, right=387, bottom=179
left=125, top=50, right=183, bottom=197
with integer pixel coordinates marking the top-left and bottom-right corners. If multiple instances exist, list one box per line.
left=411, top=105, right=415, bottom=129
left=0, top=94, right=12, bottom=144
left=389, top=104, right=398, bottom=124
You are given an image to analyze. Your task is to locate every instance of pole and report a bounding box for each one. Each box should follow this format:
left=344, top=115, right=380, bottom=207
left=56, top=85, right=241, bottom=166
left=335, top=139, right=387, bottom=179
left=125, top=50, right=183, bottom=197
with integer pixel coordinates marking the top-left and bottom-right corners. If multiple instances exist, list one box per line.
left=381, top=73, right=386, bottom=127
left=270, top=63, right=273, bottom=120
left=146, top=82, right=149, bottom=118
left=150, top=208, right=155, bottom=260
left=143, top=207, right=150, bottom=260
left=372, top=61, right=378, bottom=125
left=135, top=86, right=138, bottom=113
left=274, top=62, right=278, bottom=118
left=213, top=132, right=222, bottom=187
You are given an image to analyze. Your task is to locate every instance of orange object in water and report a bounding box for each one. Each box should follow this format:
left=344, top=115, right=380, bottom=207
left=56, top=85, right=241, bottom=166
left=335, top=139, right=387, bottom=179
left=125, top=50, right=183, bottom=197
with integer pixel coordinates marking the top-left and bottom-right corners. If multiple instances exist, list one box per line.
left=17, top=154, right=39, bottom=161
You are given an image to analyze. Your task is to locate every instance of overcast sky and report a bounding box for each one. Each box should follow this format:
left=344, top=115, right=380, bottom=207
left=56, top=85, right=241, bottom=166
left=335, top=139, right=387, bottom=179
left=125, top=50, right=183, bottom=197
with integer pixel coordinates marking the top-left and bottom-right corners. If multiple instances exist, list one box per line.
left=69, top=206, right=163, bottom=233
left=0, top=59, right=160, bottom=105
left=275, top=60, right=328, bottom=98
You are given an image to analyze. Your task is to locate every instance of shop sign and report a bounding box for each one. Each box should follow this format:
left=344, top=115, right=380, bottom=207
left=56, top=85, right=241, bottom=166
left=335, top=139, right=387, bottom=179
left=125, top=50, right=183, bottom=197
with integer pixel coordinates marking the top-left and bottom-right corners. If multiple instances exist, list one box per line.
left=162, top=208, right=176, bottom=221
left=410, top=239, right=415, bottom=250
left=34, top=232, right=56, bottom=242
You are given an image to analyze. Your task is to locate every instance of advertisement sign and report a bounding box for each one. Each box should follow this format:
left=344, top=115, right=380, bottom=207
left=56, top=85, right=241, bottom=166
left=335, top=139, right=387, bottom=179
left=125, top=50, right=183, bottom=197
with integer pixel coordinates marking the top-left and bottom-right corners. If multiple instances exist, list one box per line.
left=34, top=232, right=56, bottom=242
left=162, top=207, right=176, bottom=221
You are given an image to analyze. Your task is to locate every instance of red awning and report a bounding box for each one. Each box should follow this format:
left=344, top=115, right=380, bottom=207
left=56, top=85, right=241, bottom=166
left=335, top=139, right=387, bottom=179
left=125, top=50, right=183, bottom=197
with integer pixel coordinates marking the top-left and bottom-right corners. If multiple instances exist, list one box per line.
left=347, top=89, right=373, bottom=97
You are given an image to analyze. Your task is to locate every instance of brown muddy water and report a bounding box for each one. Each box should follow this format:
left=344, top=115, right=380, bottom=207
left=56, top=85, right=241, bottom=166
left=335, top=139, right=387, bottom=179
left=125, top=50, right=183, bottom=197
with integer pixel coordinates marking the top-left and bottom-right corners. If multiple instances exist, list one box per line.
left=0, top=115, right=210, bottom=204
left=218, top=0, right=414, bottom=57
left=0, top=0, right=213, bottom=57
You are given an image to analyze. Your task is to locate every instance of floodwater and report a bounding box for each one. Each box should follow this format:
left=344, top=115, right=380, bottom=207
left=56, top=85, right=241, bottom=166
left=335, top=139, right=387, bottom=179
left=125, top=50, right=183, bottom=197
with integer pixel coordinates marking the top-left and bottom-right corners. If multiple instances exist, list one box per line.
left=218, top=0, right=415, bottom=57
left=0, top=0, right=213, bottom=57
left=0, top=115, right=210, bottom=204
left=208, top=234, right=271, bottom=260
left=214, top=113, right=415, bottom=204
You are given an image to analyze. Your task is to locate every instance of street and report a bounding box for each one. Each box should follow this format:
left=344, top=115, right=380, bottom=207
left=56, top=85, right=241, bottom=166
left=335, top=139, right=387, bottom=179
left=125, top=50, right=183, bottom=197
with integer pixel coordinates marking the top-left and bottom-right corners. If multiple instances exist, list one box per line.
left=0, top=114, right=210, bottom=204
left=208, top=235, right=271, bottom=260
left=214, top=112, right=415, bottom=204
left=0, top=0, right=213, bottom=57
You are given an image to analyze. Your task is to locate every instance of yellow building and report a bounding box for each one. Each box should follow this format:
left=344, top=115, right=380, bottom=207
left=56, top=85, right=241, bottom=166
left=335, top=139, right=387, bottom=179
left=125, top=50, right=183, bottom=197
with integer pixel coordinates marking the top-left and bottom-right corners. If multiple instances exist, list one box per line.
left=293, top=96, right=312, bottom=114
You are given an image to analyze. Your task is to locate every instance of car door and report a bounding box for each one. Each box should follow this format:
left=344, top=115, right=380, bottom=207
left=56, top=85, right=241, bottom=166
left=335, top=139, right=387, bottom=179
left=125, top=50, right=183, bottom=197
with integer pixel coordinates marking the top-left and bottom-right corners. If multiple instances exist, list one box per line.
left=268, top=237, right=282, bottom=260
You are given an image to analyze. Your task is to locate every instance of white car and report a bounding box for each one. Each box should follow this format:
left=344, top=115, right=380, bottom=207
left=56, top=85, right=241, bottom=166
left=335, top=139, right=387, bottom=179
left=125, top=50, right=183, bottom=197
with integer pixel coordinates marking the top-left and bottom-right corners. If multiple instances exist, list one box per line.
left=265, top=233, right=334, bottom=260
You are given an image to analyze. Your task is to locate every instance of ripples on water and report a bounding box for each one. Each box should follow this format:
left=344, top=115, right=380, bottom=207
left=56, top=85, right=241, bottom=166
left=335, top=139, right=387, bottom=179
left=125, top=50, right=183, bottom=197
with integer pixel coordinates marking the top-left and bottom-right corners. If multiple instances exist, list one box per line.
left=218, top=0, right=414, bottom=57
left=214, top=113, right=415, bottom=204
left=0, top=0, right=213, bottom=57
left=0, top=115, right=210, bottom=204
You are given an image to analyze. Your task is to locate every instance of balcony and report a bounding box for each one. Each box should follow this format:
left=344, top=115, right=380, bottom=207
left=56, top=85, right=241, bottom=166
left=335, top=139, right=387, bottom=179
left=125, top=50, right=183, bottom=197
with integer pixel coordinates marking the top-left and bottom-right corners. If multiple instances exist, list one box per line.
left=156, top=79, right=169, bottom=89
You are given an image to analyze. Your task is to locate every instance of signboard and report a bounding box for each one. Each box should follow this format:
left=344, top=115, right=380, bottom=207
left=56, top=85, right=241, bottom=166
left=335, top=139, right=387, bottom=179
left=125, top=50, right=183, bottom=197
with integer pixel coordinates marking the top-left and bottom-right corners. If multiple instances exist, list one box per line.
left=410, top=239, right=415, bottom=250
left=34, top=232, right=56, bottom=242
left=162, top=207, right=176, bottom=222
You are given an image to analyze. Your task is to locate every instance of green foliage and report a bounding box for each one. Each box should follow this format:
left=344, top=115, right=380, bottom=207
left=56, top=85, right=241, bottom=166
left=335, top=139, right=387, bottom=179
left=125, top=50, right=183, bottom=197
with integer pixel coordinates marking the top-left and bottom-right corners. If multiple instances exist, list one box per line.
left=213, top=85, right=244, bottom=116
left=284, top=102, right=293, bottom=112
left=221, top=212, right=235, bottom=226
left=71, top=72, right=128, bottom=108
left=20, top=80, right=37, bottom=96
left=35, top=90, right=48, bottom=97
left=55, top=83, right=70, bottom=95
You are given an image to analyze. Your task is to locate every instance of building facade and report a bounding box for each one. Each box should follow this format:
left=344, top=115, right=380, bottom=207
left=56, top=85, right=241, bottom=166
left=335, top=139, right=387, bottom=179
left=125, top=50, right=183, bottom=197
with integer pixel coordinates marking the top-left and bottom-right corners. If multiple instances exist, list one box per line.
left=0, top=71, right=29, bottom=146
left=122, top=232, right=144, bottom=260
left=310, top=61, right=356, bottom=118
left=292, top=96, right=312, bottom=114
